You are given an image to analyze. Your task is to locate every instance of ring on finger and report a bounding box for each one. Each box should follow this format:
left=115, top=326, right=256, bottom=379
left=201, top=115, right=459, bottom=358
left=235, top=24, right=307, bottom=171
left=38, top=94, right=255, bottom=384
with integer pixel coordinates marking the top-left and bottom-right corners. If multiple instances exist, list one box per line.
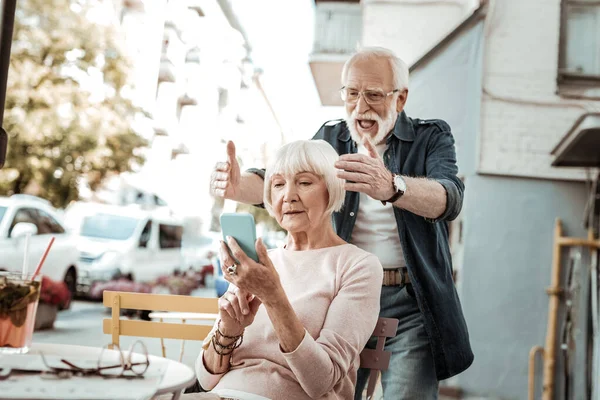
left=227, top=264, right=237, bottom=276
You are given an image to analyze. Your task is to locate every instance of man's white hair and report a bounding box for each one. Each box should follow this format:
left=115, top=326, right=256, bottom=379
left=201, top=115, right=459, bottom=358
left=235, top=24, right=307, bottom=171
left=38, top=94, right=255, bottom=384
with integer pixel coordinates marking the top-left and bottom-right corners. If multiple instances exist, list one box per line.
left=341, top=46, right=409, bottom=91
left=264, top=140, right=345, bottom=216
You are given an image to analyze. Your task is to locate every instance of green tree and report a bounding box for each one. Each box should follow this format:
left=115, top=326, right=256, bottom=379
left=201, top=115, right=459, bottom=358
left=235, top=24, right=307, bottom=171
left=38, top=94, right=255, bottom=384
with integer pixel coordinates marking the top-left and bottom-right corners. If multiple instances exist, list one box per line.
left=0, top=0, right=147, bottom=207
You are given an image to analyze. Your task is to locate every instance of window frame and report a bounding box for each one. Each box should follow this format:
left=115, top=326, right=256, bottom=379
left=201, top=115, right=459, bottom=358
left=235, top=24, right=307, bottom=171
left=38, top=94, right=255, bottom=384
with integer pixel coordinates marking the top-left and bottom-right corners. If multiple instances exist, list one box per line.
left=558, top=0, right=600, bottom=86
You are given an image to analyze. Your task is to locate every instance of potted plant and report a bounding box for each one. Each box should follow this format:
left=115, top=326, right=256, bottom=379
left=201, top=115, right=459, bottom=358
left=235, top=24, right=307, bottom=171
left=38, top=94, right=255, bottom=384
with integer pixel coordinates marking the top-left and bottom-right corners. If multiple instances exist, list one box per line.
left=34, top=276, right=71, bottom=330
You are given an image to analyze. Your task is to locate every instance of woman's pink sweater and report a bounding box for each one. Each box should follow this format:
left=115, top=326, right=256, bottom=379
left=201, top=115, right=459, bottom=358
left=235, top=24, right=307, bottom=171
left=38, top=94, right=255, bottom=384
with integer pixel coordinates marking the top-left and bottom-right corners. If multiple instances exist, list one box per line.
left=196, top=244, right=383, bottom=400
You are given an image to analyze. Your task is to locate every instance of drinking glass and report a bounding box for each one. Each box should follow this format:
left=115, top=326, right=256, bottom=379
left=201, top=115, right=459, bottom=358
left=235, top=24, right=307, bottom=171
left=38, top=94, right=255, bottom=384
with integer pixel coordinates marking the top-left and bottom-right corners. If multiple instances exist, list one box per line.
left=0, top=271, right=42, bottom=354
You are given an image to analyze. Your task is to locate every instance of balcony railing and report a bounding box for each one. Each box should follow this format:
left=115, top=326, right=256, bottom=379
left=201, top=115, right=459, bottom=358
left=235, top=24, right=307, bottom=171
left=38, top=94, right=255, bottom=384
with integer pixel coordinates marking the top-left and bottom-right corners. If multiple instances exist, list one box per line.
left=313, top=2, right=362, bottom=55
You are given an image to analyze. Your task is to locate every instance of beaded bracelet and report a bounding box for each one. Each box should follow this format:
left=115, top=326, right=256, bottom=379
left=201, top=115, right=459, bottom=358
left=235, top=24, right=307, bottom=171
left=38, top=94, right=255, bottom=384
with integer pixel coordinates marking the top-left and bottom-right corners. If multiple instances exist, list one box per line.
left=211, top=320, right=244, bottom=367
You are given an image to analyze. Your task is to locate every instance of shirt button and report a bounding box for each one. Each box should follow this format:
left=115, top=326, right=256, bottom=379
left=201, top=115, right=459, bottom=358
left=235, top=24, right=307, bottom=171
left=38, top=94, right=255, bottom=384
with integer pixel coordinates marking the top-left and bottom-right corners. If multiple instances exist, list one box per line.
left=350, top=212, right=355, bottom=217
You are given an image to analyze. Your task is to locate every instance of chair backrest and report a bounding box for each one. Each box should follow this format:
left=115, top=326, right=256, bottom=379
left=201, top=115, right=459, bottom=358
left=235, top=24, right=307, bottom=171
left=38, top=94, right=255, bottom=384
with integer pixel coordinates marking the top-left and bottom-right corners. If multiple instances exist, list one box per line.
left=359, top=317, right=399, bottom=400
left=102, top=291, right=218, bottom=349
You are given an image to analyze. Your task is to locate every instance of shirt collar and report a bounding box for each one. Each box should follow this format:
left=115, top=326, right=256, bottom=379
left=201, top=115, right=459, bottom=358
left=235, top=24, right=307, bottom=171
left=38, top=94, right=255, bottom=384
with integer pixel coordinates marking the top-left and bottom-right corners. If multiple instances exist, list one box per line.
left=390, top=110, right=416, bottom=142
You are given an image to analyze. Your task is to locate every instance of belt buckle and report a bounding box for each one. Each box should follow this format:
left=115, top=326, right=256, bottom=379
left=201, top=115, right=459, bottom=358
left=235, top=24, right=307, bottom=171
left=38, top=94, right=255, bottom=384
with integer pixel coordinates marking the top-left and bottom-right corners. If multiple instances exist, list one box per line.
left=398, top=269, right=406, bottom=287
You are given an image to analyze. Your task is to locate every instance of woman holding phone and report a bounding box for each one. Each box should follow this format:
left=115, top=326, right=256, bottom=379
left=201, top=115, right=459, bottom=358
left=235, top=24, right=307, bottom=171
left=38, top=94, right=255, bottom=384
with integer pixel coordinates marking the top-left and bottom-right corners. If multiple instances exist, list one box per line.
left=193, top=140, right=382, bottom=400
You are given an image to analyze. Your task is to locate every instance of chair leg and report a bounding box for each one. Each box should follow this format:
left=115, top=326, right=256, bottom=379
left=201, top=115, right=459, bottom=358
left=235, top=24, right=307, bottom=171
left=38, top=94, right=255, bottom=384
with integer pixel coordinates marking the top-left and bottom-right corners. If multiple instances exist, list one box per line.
left=366, top=370, right=378, bottom=400
left=179, top=319, right=187, bottom=362
left=160, top=318, right=166, bottom=358
left=171, top=390, right=182, bottom=400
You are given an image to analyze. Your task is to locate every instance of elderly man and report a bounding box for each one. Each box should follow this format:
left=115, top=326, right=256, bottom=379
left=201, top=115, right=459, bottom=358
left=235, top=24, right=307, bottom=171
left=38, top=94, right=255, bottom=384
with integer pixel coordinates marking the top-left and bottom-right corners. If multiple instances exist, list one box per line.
left=210, top=46, right=473, bottom=399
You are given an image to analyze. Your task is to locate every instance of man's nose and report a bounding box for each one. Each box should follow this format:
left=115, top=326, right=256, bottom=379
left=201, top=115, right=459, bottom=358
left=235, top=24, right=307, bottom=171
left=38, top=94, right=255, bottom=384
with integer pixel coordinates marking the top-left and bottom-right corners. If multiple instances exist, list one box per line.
left=356, top=94, right=370, bottom=114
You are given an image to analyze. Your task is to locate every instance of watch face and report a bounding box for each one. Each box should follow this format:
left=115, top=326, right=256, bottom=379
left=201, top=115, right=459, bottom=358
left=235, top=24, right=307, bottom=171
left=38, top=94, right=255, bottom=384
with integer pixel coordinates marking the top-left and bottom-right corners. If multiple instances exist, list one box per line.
left=394, top=175, right=407, bottom=192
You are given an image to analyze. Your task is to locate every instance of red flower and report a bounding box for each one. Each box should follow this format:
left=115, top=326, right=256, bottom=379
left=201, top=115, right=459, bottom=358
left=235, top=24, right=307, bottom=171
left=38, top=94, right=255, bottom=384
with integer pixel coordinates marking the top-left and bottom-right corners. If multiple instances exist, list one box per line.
left=39, top=276, right=71, bottom=308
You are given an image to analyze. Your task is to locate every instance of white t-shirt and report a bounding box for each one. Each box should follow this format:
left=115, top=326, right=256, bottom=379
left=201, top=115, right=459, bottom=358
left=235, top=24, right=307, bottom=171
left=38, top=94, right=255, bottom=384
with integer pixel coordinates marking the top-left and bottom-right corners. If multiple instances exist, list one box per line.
left=350, top=142, right=406, bottom=270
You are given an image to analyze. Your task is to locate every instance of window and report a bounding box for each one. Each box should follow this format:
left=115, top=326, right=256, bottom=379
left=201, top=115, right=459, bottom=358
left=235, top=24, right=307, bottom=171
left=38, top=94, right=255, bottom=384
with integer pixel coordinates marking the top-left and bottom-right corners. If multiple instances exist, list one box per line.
left=35, top=209, right=65, bottom=234
left=159, top=224, right=182, bottom=249
left=0, top=206, right=6, bottom=225
left=313, top=2, right=362, bottom=55
left=9, top=208, right=38, bottom=237
left=81, top=213, right=140, bottom=241
left=139, top=221, right=152, bottom=248
left=559, top=0, right=600, bottom=84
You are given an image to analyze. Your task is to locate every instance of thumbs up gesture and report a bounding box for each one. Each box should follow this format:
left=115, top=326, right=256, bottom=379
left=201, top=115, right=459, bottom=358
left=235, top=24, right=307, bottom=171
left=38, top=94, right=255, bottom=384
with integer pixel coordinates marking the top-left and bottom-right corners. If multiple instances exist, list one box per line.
left=211, top=141, right=241, bottom=199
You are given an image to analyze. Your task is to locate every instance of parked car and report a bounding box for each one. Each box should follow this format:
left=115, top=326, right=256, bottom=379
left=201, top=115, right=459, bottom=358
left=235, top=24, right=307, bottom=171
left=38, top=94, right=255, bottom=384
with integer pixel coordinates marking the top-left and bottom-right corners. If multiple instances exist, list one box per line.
left=64, top=202, right=185, bottom=296
left=0, top=195, right=80, bottom=300
left=182, top=232, right=220, bottom=272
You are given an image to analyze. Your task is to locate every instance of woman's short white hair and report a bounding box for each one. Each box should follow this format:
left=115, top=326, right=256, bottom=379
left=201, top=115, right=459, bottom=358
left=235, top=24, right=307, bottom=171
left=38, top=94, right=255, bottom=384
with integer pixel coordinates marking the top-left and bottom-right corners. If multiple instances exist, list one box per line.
left=341, top=46, right=409, bottom=91
left=264, top=140, right=345, bottom=216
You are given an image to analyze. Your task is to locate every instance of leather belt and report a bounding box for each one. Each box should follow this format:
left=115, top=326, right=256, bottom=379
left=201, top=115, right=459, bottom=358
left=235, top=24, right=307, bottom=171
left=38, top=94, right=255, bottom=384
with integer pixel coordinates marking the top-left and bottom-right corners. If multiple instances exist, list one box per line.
left=382, top=268, right=410, bottom=286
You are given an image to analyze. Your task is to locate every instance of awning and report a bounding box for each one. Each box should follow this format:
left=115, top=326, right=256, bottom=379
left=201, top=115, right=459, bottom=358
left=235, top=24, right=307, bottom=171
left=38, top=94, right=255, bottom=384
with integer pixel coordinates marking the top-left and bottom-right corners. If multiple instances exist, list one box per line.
left=551, top=113, right=600, bottom=168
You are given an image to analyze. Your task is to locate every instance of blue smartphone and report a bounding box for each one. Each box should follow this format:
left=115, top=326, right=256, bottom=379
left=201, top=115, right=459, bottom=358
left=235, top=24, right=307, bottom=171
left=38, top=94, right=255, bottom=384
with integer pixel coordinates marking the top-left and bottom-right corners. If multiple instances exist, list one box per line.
left=220, top=213, right=259, bottom=263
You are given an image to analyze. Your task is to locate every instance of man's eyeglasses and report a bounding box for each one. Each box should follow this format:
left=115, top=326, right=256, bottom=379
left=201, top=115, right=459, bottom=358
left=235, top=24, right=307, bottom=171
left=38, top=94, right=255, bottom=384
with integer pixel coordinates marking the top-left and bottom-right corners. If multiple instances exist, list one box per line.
left=39, top=341, right=150, bottom=379
left=340, top=87, right=400, bottom=105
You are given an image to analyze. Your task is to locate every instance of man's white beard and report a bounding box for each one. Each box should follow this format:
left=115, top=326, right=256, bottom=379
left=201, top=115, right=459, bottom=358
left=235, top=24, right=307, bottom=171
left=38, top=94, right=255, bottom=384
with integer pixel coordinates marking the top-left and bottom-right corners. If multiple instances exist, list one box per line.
left=346, top=107, right=397, bottom=145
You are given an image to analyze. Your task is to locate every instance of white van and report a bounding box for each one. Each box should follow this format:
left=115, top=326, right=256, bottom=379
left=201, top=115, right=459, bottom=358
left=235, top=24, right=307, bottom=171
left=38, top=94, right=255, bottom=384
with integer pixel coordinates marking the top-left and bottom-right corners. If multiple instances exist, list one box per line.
left=65, top=202, right=184, bottom=294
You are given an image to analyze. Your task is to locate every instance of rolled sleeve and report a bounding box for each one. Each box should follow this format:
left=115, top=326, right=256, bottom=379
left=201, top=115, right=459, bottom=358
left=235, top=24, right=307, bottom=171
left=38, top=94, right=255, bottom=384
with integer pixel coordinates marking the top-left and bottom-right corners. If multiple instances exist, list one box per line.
left=246, top=168, right=265, bottom=180
left=245, top=168, right=266, bottom=209
left=425, top=130, right=464, bottom=223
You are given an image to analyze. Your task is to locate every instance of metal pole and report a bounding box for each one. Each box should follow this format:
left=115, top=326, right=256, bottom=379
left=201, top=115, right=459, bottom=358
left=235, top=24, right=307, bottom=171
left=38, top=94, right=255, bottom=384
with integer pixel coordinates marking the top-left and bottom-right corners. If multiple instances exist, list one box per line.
left=0, top=0, right=18, bottom=168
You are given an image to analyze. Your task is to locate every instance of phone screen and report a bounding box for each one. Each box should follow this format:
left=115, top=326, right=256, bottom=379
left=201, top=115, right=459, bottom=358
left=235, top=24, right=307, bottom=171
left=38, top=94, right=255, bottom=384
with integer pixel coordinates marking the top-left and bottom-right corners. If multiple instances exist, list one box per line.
left=220, top=213, right=259, bottom=263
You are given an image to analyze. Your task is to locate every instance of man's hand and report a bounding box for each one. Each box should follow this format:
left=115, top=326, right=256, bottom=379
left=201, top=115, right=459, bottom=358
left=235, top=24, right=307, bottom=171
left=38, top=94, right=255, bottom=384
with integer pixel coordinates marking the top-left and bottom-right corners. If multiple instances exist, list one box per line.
left=335, top=139, right=396, bottom=201
left=210, top=141, right=241, bottom=199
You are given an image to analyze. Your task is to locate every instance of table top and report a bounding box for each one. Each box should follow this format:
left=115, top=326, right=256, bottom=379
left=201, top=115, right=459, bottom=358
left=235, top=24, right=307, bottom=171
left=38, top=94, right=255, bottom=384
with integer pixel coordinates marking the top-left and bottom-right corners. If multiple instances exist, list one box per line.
left=148, top=312, right=219, bottom=321
left=29, top=343, right=196, bottom=397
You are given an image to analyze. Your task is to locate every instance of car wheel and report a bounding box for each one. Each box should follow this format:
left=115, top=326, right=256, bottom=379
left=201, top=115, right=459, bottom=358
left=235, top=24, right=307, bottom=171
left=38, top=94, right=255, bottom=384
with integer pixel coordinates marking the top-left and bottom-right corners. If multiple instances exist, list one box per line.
left=62, top=267, right=77, bottom=310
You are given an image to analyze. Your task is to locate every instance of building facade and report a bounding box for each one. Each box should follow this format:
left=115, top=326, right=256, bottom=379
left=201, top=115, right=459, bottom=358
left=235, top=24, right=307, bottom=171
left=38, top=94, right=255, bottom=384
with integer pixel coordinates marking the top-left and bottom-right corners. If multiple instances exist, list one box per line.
left=97, top=0, right=281, bottom=234
left=310, top=0, right=600, bottom=398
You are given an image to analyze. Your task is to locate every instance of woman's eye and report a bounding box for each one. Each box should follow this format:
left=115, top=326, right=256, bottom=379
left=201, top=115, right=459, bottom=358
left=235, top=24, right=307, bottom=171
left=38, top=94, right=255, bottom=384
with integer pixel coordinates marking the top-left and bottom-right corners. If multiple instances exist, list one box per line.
left=300, top=181, right=311, bottom=186
left=273, top=183, right=284, bottom=188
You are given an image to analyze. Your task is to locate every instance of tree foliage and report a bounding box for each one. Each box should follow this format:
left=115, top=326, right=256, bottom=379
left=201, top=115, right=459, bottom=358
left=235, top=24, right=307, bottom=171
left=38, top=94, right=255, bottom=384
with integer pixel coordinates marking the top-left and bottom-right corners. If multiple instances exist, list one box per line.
left=0, top=0, right=147, bottom=207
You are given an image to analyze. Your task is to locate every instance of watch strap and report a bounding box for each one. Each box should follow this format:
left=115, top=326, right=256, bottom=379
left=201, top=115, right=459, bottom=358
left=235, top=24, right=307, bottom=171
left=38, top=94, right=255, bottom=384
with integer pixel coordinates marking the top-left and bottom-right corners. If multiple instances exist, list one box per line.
left=381, top=190, right=403, bottom=206
left=381, top=174, right=405, bottom=205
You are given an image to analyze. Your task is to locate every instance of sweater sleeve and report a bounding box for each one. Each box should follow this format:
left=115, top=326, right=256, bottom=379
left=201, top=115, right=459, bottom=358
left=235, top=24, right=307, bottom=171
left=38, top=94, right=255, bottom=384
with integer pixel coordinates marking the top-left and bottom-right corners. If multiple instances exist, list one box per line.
left=194, top=322, right=226, bottom=390
left=281, top=254, right=382, bottom=398
left=194, top=283, right=240, bottom=390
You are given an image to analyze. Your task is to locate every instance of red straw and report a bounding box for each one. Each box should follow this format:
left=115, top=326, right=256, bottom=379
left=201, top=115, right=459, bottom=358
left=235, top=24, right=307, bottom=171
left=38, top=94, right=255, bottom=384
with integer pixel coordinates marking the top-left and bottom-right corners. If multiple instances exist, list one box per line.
left=32, top=237, right=55, bottom=279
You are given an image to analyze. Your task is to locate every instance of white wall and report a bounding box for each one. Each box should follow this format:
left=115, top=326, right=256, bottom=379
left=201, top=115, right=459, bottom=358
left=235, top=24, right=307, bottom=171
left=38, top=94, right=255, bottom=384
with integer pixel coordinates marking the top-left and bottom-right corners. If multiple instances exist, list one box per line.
left=479, top=0, right=600, bottom=180
left=362, top=0, right=478, bottom=65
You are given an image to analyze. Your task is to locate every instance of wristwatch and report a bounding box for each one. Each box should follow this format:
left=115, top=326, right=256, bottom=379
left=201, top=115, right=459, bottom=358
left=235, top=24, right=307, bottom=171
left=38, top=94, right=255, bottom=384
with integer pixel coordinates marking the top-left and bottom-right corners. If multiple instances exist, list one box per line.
left=381, top=174, right=406, bottom=205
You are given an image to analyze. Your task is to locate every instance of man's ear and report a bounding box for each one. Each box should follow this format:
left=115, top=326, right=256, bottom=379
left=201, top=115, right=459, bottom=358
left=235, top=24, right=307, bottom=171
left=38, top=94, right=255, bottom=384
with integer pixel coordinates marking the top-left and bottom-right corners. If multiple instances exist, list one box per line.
left=396, top=89, right=408, bottom=113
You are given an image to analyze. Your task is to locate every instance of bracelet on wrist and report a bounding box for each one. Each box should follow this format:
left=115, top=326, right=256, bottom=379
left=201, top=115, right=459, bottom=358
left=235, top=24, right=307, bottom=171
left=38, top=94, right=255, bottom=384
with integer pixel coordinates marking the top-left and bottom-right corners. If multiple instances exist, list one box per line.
left=211, top=320, right=244, bottom=368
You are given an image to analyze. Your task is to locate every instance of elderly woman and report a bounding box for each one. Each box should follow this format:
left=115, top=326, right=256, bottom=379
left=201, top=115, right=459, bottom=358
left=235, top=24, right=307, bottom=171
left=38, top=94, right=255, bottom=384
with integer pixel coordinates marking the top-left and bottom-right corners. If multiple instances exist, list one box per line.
left=194, top=140, right=383, bottom=400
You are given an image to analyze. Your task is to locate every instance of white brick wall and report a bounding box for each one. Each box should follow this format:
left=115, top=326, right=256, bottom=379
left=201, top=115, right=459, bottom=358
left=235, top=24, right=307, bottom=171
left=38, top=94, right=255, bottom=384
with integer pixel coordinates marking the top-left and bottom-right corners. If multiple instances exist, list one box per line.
left=479, top=0, right=600, bottom=180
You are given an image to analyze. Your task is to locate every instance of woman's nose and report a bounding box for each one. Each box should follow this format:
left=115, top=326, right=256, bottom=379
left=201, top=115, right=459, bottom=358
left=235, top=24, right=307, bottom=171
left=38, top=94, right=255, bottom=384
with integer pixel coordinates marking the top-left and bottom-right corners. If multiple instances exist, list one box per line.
left=283, top=184, right=298, bottom=201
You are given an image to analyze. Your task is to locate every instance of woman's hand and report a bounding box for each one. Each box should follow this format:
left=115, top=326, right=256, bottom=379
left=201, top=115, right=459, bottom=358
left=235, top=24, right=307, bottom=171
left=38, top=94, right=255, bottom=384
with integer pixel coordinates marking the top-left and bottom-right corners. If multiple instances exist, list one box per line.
left=219, top=237, right=283, bottom=306
left=218, top=286, right=261, bottom=335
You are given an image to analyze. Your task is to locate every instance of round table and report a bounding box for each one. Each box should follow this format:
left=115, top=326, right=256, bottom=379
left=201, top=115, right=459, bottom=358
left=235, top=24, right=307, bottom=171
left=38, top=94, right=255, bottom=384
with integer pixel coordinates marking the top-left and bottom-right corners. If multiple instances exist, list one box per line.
left=29, top=343, right=196, bottom=400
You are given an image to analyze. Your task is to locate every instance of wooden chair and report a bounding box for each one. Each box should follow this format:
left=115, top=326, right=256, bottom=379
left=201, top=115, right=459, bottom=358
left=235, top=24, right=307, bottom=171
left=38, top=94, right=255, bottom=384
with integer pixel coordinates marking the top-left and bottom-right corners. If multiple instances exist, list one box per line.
left=359, top=317, right=399, bottom=400
left=102, top=291, right=219, bottom=358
